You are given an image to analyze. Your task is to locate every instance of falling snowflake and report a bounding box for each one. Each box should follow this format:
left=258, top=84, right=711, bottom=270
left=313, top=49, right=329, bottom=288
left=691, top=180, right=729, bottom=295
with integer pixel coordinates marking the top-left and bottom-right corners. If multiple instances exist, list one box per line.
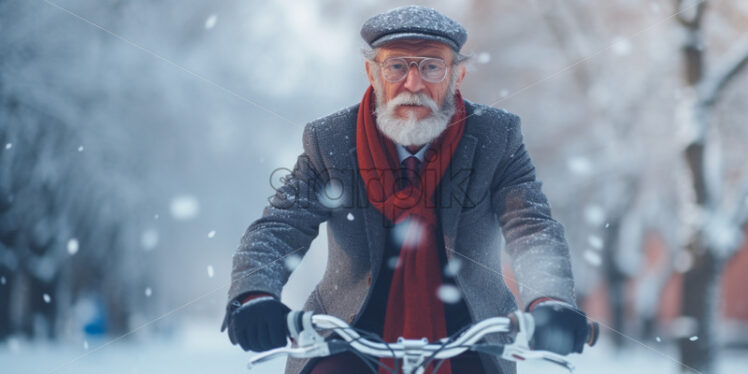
left=444, top=258, right=463, bottom=277
left=476, top=52, right=491, bottom=64
left=587, top=235, right=603, bottom=250
left=208, top=230, right=216, bottom=238
left=584, top=250, right=602, bottom=267
left=207, top=265, right=215, bottom=278
left=43, top=294, right=51, bottom=303
left=584, top=205, right=606, bottom=226
left=67, top=238, right=79, bottom=255
left=145, top=287, right=152, bottom=297
left=655, top=336, right=661, bottom=343
left=4, top=143, right=11, bottom=150
left=204, top=14, right=218, bottom=30
left=568, top=156, right=593, bottom=175
left=387, top=256, right=401, bottom=270
left=689, top=336, right=699, bottom=342
left=437, top=285, right=462, bottom=304
left=0, top=276, right=5, bottom=285
left=318, top=180, right=345, bottom=209
left=141, top=229, right=159, bottom=251
left=77, top=146, right=84, bottom=152
left=611, top=37, right=632, bottom=56
left=284, top=255, right=302, bottom=271
left=84, top=340, right=89, bottom=350
left=391, top=218, right=425, bottom=248
left=346, top=213, right=355, bottom=221
left=154, top=213, right=160, bottom=220
left=170, top=195, right=200, bottom=220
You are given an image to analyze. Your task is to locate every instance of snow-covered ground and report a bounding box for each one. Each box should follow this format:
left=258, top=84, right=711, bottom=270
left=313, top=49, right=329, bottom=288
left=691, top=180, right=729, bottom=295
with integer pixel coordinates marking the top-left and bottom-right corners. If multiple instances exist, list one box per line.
left=1, top=321, right=746, bottom=373
left=0, top=321, right=283, bottom=374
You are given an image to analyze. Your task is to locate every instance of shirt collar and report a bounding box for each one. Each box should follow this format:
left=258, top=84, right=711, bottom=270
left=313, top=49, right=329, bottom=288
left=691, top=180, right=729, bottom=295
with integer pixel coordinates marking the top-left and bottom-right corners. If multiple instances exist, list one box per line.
left=395, top=143, right=430, bottom=164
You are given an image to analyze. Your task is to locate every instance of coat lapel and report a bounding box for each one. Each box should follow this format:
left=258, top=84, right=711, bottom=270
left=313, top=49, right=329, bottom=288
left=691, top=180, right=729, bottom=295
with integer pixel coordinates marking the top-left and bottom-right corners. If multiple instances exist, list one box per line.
left=438, top=131, right=478, bottom=242
left=349, top=146, right=386, bottom=277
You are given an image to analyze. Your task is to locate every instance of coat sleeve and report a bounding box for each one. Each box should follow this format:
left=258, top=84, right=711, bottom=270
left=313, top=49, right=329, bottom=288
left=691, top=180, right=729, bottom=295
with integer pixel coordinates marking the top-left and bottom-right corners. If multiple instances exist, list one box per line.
left=227, top=122, right=332, bottom=303
left=490, top=114, right=577, bottom=310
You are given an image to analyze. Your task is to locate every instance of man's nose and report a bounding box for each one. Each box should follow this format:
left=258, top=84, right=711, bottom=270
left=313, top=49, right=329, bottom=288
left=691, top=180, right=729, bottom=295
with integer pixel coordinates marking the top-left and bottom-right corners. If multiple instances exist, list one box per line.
left=402, top=65, right=425, bottom=92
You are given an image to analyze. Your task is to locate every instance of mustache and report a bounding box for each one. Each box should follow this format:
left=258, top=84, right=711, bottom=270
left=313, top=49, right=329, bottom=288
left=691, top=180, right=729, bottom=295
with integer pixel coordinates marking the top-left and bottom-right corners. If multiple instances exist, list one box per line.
left=386, top=92, right=439, bottom=113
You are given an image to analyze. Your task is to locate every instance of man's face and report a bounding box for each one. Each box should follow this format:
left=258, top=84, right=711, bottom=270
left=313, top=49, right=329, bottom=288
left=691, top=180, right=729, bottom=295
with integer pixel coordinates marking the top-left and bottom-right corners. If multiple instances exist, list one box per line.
left=366, top=41, right=466, bottom=121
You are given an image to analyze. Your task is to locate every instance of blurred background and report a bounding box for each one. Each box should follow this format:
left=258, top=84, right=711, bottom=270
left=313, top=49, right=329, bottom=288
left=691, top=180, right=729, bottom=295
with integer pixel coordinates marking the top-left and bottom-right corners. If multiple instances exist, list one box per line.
left=1, top=0, right=747, bottom=373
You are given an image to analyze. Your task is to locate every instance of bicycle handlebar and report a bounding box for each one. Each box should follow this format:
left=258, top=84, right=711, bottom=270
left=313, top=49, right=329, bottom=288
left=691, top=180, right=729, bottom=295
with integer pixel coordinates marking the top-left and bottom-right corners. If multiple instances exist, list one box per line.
left=247, top=310, right=599, bottom=374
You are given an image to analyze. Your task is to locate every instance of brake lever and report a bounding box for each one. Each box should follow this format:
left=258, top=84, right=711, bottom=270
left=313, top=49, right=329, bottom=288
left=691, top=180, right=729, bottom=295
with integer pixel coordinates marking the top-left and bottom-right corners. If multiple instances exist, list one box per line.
left=248, top=312, right=336, bottom=370
left=247, top=343, right=333, bottom=370
left=540, top=351, right=575, bottom=372
left=247, top=346, right=294, bottom=369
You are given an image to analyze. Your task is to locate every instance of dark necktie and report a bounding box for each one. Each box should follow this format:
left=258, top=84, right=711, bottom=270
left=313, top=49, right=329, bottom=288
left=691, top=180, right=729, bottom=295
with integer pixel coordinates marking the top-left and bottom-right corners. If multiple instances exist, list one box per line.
left=402, top=156, right=421, bottom=188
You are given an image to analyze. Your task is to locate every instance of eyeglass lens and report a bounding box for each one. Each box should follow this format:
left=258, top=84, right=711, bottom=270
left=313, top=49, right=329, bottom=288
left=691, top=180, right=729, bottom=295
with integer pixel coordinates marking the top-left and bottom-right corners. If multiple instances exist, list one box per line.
left=381, top=57, right=448, bottom=83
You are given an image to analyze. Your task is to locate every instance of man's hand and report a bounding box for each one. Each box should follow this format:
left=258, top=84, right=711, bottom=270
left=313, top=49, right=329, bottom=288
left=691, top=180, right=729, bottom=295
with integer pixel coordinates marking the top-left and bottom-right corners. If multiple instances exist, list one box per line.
left=530, top=301, right=588, bottom=355
left=224, top=296, right=291, bottom=352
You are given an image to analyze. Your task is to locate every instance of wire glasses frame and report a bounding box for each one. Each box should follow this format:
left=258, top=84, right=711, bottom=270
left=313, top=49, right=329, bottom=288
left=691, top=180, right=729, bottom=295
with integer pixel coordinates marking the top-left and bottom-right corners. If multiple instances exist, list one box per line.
left=377, top=56, right=450, bottom=83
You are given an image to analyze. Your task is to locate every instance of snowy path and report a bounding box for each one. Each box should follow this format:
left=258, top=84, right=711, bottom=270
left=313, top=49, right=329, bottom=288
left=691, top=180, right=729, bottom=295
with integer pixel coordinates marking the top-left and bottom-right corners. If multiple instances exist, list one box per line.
left=0, top=322, right=283, bottom=374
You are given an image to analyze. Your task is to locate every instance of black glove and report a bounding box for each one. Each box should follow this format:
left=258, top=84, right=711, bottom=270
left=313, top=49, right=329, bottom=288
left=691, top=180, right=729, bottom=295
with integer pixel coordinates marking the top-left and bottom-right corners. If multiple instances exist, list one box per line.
left=530, top=301, right=588, bottom=355
left=221, top=296, right=291, bottom=352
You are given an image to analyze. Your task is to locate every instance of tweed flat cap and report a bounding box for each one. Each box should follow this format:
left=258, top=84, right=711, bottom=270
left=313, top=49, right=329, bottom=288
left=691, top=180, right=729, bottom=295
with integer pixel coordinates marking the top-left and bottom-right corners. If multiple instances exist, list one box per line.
left=360, top=6, right=467, bottom=52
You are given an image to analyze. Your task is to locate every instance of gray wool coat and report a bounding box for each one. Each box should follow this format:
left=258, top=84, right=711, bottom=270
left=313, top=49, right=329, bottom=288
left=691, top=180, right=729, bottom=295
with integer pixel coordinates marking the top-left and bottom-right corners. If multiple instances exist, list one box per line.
left=226, top=99, right=577, bottom=374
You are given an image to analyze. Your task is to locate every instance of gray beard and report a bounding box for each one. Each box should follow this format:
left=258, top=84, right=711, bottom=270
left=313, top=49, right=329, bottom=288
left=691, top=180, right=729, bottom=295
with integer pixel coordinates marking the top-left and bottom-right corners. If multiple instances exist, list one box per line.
left=372, top=70, right=457, bottom=147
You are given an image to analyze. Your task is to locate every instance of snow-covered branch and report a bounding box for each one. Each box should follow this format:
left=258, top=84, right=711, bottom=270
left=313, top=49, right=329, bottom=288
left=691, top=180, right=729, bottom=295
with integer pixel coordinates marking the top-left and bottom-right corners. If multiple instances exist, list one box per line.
left=699, top=37, right=748, bottom=106
left=674, top=0, right=707, bottom=29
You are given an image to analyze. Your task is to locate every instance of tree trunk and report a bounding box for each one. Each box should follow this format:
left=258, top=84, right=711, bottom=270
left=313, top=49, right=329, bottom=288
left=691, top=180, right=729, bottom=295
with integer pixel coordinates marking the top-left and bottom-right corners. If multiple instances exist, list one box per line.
left=675, top=1, right=717, bottom=372
left=678, top=241, right=720, bottom=373
left=603, top=216, right=627, bottom=348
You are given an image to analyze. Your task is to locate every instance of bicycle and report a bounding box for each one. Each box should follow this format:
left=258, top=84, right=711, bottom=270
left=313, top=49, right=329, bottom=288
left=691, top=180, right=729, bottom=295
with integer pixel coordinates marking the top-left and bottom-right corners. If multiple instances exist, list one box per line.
left=246, top=310, right=600, bottom=373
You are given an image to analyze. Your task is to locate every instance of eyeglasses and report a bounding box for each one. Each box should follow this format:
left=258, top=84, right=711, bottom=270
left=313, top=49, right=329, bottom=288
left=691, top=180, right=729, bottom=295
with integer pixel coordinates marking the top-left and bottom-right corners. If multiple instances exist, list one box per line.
left=377, top=56, right=449, bottom=83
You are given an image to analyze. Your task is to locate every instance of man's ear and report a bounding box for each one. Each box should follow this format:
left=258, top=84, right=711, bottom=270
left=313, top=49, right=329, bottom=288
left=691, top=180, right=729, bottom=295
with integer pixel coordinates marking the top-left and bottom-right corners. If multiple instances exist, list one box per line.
left=454, top=64, right=467, bottom=90
left=365, top=60, right=376, bottom=86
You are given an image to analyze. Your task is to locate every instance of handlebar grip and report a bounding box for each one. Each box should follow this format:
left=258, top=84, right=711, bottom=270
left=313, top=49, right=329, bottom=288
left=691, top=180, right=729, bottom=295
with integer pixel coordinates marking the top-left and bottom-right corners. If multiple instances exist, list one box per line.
left=586, top=321, right=599, bottom=346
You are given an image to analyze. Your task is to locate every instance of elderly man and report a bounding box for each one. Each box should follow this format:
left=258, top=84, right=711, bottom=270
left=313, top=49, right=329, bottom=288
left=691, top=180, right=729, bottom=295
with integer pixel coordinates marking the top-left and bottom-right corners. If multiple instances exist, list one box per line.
left=222, top=6, right=589, bottom=374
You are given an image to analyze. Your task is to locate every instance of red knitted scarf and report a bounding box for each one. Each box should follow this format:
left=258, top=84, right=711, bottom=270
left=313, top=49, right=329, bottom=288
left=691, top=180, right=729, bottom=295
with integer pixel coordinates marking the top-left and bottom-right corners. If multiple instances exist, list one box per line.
left=356, top=85, right=466, bottom=374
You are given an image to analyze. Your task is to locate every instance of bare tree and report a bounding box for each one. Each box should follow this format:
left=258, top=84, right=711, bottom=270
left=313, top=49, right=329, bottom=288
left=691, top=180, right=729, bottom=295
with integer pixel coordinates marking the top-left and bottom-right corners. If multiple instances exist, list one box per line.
left=673, top=0, right=748, bottom=372
left=531, top=0, right=678, bottom=348
left=0, top=1, right=152, bottom=340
